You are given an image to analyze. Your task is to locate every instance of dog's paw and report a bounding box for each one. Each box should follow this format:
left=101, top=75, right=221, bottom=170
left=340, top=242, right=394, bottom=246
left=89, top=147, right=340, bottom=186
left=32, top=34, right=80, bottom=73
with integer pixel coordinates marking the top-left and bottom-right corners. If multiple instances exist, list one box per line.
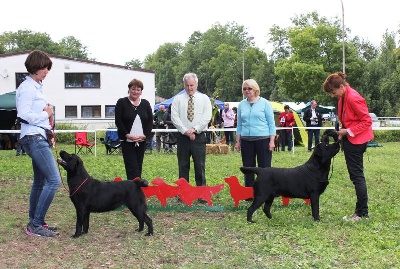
left=145, top=232, right=153, bottom=236
left=247, top=220, right=256, bottom=224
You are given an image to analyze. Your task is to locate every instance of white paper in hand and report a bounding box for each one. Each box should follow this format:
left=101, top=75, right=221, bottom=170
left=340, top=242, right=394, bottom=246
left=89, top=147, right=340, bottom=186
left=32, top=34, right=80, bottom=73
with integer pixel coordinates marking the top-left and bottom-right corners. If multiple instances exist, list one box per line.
left=126, top=115, right=144, bottom=142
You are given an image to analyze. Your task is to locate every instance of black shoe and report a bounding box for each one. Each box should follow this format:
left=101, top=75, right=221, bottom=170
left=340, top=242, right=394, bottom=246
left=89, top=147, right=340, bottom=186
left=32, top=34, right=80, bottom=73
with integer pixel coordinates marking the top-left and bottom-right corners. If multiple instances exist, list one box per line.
left=198, top=198, right=208, bottom=204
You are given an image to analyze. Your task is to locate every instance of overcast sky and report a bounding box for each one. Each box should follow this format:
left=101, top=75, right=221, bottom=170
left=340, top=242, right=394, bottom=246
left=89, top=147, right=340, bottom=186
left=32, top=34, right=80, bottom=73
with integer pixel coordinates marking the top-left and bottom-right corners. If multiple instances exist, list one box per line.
left=2, top=0, right=399, bottom=66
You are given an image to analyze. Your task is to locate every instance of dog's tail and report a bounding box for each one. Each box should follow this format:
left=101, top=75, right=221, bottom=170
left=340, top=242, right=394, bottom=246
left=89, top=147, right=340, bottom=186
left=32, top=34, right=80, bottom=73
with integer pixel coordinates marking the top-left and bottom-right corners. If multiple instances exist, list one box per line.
left=240, top=167, right=263, bottom=175
left=133, top=177, right=149, bottom=187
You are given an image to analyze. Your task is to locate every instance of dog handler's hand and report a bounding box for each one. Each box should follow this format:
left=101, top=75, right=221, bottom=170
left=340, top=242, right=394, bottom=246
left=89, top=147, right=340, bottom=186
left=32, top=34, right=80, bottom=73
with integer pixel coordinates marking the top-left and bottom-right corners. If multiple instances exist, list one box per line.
left=337, top=128, right=347, bottom=140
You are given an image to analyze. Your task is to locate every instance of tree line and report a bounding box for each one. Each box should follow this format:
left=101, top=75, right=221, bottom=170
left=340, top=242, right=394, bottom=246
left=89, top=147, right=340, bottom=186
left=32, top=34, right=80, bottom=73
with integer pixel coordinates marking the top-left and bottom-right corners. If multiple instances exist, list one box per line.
left=1, top=12, right=399, bottom=116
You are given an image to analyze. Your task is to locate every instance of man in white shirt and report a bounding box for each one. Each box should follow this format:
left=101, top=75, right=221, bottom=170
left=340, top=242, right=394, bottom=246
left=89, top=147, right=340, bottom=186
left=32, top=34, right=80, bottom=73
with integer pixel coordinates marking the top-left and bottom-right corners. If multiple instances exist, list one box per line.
left=303, top=100, right=323, bottom=151
left=171, top=73, right=212, bottom=189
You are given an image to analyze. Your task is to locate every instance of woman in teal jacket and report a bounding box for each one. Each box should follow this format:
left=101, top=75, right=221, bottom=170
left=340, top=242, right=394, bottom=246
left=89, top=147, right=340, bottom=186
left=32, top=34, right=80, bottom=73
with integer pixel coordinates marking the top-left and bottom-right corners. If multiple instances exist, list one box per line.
left=235, top=79, right=276, bottom=187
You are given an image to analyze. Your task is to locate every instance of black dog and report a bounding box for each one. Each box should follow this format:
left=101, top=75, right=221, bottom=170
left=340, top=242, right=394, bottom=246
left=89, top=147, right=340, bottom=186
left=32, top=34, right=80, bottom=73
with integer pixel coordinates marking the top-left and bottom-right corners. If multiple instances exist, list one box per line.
left=241, top=130, right=340, bottom=222
left=57, top=150, right=153, bottom=237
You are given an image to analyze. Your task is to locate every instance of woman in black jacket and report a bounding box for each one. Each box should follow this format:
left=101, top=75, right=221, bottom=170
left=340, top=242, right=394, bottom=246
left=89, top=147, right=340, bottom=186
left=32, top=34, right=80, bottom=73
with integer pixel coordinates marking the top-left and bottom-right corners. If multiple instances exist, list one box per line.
left=115, top=78, right=153, bottom=180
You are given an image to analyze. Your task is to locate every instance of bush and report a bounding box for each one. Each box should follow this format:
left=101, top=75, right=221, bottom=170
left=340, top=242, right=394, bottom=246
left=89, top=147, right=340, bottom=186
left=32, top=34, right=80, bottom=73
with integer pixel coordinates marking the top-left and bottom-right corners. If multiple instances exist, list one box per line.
left=373, top=130, right=400, bottom=142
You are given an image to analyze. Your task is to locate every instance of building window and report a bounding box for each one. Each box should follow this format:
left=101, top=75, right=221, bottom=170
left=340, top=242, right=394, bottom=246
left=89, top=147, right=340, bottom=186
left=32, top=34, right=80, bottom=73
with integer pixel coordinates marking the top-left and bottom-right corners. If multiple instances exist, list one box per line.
left=65, top=73, right=100, bottom=88
left=65, top=106, right=77, bottom=118
left=105, top=105, right=116, bottom=118
left=15, top=73, right=29, bottom=88
left=82, top=106, right=101, bottom=118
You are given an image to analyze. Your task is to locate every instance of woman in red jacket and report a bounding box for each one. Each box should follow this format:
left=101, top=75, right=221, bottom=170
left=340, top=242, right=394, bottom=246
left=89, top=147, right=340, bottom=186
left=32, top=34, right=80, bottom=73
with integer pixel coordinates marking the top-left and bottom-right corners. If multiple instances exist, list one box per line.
left=323, top=72, right=373, bottom=221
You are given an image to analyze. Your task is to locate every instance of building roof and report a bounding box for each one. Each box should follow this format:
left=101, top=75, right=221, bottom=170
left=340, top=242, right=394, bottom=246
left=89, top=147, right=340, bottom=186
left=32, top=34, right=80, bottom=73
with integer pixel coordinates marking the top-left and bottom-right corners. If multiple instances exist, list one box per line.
left=0, top=51, right=155, bottom=74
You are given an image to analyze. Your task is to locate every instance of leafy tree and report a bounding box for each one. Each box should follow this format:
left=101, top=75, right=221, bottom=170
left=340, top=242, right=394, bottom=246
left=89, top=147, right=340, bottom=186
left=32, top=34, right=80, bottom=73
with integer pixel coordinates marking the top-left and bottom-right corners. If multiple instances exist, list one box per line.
left=0, top=30, right=91, bottom=60
left=273, top=12, right=362, bottom=105
left=143, top=42, right=183, bottom=98
left=57, top=36, right=91, bottom=59
left=0, top=30, right=56, bottom=53
left=125, top=59, right=143, bottom=69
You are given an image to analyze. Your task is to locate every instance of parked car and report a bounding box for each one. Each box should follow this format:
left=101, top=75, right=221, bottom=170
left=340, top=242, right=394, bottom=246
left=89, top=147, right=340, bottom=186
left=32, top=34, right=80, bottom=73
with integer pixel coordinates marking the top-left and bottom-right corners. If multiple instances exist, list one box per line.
left=322, top=114, right=330, bottom=121
left=369, top=113, right=380, bottom=128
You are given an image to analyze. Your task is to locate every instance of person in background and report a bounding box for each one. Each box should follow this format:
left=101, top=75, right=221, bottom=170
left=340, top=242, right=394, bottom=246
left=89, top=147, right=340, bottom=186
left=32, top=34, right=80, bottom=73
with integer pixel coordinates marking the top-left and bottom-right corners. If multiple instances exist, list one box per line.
left=303, top=100, right=322, bottom=151
left=16, top=50, right=61, bottom=238
left=235, top=79, right=276, bottom=187
left=278, top=104, right=295, bottom=151
left=323, top=72, right=373, bottom=222
left=232, top=107, right=237, bottom=128
left=207, top=104, right=223, bottom=144
left=153, top=105, right=166, bottom=152
left=163, top=104, right=177, bottom=152
left=221, top=102, right=236, bottom=151
left=115, top=78, right=153, bottom=180
left=171, top=73, right=212, bottom=201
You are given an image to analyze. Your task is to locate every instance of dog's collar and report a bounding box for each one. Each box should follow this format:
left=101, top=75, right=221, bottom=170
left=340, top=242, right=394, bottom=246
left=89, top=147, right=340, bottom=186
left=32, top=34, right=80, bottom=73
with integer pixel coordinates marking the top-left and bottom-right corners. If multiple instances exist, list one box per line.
left=299, top=166, right=327, bottom=183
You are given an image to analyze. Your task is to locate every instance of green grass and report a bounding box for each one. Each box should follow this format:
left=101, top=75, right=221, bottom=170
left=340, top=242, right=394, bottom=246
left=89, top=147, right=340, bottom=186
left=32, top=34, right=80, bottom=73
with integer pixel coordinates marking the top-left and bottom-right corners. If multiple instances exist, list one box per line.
left=0, top=142, right=399, bottom=268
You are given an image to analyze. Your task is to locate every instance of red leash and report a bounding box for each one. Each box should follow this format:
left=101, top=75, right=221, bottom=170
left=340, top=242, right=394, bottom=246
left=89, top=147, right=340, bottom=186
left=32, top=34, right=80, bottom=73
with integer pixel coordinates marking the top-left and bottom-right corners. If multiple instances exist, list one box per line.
left=49, top=115, right=70, bottom=194
left=69, top=177, right=89, bottom=197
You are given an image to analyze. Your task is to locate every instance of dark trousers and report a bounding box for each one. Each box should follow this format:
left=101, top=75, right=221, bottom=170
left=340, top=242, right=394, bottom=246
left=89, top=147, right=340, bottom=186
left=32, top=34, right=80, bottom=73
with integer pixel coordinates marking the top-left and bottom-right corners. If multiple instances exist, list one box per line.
left=281, top=130, right=293, bottom=151
left=240, top=138, right=272, bottom=187
left=176, top=132, right=207, bottom=186
left=343, top=137, right=369, bottom=216
left=307, top=128, right=320, bottom=150
left=121, top=140, right=146, bottom=180
left=155, top=130, right=165, bottom=152
left=224, top=128, right=235, bottom=145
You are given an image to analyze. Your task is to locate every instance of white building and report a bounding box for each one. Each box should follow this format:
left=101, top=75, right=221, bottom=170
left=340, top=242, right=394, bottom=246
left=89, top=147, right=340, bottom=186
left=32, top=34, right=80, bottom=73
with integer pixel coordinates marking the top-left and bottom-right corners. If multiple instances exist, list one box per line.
left=0, top=51, right=155, bottom=129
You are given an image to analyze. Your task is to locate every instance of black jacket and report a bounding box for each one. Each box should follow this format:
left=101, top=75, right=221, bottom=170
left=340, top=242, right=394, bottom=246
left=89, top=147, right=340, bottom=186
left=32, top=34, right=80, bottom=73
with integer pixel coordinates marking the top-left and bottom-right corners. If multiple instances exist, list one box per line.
left=115, top=97, right=154, bottom=141
left=303, top=108, right=323, bottom=127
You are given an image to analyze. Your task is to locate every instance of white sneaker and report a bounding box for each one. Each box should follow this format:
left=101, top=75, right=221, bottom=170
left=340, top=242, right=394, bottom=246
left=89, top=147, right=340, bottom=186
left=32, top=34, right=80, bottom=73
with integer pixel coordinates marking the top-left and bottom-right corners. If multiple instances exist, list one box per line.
left=343, top=214, right=367, bottom=222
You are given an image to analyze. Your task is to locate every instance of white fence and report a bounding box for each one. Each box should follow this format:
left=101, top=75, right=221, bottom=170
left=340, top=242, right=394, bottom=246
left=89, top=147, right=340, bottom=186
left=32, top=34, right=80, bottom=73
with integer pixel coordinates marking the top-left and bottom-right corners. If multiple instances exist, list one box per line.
left=1, top=126, right=400, bottom=156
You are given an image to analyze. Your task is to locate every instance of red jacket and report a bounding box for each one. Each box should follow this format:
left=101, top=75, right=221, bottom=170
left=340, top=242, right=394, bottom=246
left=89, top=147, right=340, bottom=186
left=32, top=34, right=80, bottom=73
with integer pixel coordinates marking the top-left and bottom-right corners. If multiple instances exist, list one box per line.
left=338, top=85, right=374, bottom=144
left=278, top=111, right=295, bottom=132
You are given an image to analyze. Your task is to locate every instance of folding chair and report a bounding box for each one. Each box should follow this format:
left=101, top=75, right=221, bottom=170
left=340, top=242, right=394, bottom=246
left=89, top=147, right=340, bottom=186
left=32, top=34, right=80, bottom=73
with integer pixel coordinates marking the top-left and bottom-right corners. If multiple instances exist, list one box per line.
left=101, top=129, right=122, bottom=155
left=75, top=132, right=95, bottom=154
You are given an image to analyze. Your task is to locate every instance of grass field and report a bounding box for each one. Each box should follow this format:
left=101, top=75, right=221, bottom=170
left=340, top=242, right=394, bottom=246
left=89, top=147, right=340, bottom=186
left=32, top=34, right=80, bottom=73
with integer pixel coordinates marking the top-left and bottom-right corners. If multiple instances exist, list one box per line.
left=0, top=142, right=399, bottom=268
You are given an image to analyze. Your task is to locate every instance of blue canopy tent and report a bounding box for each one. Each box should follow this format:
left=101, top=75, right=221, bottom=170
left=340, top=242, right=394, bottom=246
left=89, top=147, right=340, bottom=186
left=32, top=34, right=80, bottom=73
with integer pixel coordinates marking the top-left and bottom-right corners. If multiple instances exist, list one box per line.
left=154, top=90, right=225, bottom=111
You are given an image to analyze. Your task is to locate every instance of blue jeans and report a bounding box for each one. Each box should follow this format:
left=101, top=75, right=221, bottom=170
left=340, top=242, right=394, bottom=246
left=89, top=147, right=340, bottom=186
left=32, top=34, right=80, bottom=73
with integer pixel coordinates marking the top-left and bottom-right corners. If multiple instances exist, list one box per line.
left=19, top=135, right=61, bottom=226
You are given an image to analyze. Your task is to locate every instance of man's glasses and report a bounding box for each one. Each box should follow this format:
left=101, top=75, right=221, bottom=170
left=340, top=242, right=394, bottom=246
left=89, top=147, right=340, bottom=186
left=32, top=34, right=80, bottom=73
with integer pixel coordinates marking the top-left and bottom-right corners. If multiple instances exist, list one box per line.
left=243, top=87, right=253, bottom=91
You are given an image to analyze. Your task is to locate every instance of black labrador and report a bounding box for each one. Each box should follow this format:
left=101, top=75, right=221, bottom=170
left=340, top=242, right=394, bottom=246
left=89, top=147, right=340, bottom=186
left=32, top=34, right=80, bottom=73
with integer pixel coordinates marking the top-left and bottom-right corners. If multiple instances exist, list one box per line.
left=241, top=130, right=340, bottom=222
left=57, top=150, right=153, bottom=237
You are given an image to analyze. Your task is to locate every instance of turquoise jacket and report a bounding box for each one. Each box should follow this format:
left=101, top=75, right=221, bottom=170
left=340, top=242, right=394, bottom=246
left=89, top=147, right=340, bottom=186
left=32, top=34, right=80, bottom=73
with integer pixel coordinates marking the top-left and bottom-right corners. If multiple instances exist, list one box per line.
left=237, top=97, right=276, bottom=137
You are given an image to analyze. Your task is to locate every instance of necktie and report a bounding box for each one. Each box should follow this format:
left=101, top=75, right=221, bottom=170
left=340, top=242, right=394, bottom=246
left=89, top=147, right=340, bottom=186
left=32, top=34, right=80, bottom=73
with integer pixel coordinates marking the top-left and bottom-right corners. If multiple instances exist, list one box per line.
left=187, top=95, right=194, bottom=121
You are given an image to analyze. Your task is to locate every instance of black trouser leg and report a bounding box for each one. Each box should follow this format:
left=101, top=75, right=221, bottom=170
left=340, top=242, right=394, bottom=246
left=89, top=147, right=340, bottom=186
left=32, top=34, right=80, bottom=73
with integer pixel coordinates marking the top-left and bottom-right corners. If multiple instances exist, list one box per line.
left=343, top=138, right=369, bottom=216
